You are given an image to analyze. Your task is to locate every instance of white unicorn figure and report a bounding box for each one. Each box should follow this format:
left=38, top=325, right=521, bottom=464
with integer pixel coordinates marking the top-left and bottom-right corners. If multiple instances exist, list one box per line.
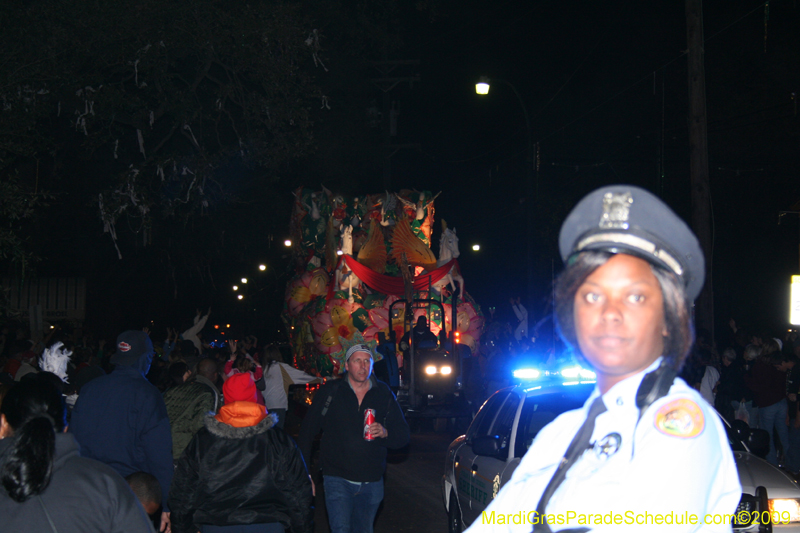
left=432, top=223, right=464, bottom=299
left=334, top=225, right=361, bottom=303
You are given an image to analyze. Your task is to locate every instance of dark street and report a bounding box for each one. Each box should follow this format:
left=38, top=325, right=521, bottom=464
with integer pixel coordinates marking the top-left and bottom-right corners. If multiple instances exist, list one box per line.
left=312, top=427, right=454, bottom=533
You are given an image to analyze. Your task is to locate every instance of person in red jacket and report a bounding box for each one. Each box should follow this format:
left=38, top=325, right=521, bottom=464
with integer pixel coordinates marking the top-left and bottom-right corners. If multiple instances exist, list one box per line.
left=745, top=339, right=791, bottom=466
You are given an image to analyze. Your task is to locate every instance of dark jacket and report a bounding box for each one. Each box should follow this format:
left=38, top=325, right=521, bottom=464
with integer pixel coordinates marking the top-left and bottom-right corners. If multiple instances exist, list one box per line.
left=163, top=376, right=220, bottom=459
left=297, top=375, right=409, bottom=482
left=0, top=433, right=154, bottom=533
left=69, top=363, right=174, bottom=511
left=744, top=359, right=787, bottom=408
left=169, top=409, right=312, bottom=533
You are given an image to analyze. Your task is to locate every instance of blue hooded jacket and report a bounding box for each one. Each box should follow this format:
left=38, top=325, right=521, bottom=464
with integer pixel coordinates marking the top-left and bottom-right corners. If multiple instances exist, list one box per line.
left=69, top=332, right=173, bottom=511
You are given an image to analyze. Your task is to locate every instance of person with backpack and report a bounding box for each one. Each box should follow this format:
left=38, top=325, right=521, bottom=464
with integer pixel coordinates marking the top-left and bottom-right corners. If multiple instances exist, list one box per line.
left=297, top=344, right=409, bottom=533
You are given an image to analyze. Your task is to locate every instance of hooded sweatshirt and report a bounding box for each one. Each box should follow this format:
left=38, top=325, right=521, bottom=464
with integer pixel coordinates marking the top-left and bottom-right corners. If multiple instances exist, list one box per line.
left=69, top=343, right=173, bottom=512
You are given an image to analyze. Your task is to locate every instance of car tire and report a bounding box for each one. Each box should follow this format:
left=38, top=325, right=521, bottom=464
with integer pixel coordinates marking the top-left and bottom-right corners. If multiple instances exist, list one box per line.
left=448, top=490, right=463, bottom=533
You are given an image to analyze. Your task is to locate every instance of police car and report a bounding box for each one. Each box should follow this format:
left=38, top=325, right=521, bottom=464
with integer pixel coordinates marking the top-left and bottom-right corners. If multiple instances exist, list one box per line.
left=442, top=370, right=800, bottom=532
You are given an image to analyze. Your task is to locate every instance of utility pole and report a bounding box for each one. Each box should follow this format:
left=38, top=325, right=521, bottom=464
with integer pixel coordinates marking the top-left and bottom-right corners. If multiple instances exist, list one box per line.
left=368, top=60, right=421, bottom=189
left=686, top=0, right=714, bottom=340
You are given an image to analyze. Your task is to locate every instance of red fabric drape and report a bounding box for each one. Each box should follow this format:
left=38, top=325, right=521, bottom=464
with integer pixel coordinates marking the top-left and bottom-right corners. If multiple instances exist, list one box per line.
left=343, top=256, right=457, bottom=296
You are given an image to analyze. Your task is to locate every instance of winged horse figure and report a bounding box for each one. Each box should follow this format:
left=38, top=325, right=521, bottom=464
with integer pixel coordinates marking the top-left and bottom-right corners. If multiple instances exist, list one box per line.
left=432, top=221, right=464, bottom=299
left=334, top=225, right=361, bottom=303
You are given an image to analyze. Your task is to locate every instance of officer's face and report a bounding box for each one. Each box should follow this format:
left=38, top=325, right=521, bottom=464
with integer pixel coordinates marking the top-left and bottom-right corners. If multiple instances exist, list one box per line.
left=346, top=351, right=373, bottom=384
left=573, top=254, right=666, bottom=393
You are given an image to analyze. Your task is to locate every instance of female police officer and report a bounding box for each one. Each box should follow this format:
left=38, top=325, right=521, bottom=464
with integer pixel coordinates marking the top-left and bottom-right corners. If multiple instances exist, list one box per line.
left=467, top=185, right=741, bottom=532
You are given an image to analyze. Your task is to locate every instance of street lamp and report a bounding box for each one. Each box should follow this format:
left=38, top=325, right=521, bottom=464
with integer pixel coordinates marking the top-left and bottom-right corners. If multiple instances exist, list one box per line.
left=241, top=278, right=248, bottom=284
left=258, top=264, right=266, bottom=271
left=472, top=244, right=481, bottom=251
left=232, top=285, right=238, bottom=291
left=284, top=239, right=292, bottom=247
left=476, top=76, right=536, bottom=309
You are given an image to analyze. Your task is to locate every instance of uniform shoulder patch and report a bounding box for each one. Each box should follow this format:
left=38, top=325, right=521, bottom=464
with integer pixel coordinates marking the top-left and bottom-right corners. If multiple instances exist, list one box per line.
left=654, top=398, right=705, bottom=438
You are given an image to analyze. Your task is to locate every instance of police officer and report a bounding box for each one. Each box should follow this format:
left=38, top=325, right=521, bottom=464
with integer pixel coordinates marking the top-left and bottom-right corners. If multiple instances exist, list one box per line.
left=467, top=185, right=741, bottom=532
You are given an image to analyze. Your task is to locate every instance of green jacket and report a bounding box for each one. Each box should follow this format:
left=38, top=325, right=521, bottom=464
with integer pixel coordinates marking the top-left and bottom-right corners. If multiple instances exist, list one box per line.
left=164, top=376, right=221, bottom=459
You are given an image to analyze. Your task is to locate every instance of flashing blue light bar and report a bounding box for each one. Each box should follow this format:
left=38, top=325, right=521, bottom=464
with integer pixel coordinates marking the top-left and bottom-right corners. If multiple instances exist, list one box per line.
left=562, top=379, right=596, bottom=386
left=513, top=368, right=541, bottom=379
left=560, top=366, right=597, bottom=380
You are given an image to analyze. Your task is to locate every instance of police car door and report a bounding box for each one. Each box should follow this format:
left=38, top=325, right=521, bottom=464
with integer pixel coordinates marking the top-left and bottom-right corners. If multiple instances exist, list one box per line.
left=456, top=390, right=510, bottom=524
left=465, top=391, right=521, bottom=525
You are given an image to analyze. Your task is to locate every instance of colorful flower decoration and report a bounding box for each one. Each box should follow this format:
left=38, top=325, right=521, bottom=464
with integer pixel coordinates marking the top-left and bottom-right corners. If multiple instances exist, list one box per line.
left=285, top=268, right=329, bottom=317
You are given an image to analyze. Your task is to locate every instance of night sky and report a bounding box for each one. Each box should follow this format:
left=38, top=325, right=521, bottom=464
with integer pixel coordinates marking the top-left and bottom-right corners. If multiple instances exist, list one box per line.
left=12, top=0, right=800, bottom=346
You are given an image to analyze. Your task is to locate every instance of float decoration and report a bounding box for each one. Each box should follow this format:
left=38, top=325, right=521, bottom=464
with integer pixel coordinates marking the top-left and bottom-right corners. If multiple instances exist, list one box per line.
left=283, top=187, right=483, bottom=376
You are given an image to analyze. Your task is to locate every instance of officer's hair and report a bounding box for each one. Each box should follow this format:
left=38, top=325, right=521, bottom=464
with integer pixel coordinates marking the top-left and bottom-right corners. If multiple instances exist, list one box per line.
left=554, top=251, right=694, bottom=371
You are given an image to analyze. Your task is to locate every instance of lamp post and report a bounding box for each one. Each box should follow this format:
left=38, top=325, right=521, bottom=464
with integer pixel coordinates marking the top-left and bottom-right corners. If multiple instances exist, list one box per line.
left=476, top=76, right=536, bottom=314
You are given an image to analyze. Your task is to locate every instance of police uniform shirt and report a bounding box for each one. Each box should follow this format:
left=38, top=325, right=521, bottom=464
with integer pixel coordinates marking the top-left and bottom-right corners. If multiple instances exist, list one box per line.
left=466, top=358, right=741, bottom=532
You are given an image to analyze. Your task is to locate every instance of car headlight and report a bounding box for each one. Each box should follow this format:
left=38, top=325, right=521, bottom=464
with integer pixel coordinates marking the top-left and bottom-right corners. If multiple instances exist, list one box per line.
left=769, top=499, right=800, bottom=523
left=513, top=368, right=540, bottom=379
left=425, top=365, right=437, bottom=375
left=440, top=365, right=452, bottom=375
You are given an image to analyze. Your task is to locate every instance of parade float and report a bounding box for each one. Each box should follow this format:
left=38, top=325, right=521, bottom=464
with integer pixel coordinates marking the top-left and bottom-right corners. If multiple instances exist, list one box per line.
left=282, top=187, right=484, bottom=377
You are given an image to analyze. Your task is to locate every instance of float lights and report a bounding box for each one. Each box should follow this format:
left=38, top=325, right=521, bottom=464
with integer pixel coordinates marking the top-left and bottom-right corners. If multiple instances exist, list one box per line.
left=284, top=239, right=292, bottom=247
left=237, top=295, right=244, bottom=300
left=241, top=278, right=248, bottom=284
left=233, top=285, right=238, bottom=291
left=226, top=324, right=231, bottom=328
left=475, top=76, right=491, bottom=95
left=472, top=244, right=480, bottom=251
left=258, top=264, right=266, bottom=271
left=214, top=325, right=219, bottom=329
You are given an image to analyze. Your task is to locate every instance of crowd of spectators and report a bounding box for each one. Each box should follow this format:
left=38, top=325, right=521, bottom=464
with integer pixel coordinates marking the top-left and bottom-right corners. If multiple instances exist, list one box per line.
left=6, top=302, right=800, bottom=530
left=0, top=314, right=321, bottom=533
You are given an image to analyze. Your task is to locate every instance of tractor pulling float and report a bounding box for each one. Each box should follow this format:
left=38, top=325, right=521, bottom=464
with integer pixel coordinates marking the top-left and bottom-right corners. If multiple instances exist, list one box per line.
left=282, top=187, right=484, bottom=417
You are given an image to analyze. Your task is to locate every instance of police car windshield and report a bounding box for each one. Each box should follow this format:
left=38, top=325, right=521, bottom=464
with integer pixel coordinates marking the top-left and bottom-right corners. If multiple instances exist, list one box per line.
left=516, top=386, right=593, bottom=457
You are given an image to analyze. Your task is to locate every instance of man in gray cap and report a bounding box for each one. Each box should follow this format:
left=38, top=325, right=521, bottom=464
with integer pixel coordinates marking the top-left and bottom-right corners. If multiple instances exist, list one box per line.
left=70, top=330, right=174, bottom=532
left=298, top=344, right=409, bottom=533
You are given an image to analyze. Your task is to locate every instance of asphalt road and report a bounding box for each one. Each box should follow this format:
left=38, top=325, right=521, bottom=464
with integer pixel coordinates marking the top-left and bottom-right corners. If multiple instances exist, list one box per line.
left=311, top=424, right=455, bottom=533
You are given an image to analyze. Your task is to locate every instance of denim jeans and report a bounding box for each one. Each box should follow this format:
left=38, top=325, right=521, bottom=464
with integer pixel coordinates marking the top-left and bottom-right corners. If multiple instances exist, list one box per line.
left=323, top=475, right=384, bottom=533
left=787, top=423, right=800, bottom=473
left=759, top=399, right=789, bottom=466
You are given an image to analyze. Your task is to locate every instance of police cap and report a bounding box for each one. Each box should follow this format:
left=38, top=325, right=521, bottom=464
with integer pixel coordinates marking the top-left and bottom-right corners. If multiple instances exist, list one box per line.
left=558, top=185, right=705, bottom=301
